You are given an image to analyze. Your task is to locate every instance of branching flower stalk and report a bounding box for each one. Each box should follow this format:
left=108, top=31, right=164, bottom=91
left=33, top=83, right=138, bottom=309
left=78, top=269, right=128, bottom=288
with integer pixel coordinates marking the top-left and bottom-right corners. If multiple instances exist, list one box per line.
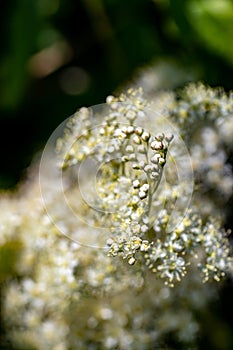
left=57, top=88, right=232, bottom=287
left=57, top=89, right=173, bottom=267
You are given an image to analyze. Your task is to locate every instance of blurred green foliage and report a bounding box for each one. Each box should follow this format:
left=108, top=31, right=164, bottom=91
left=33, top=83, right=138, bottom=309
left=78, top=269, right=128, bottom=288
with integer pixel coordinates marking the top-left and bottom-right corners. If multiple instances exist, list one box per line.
left=187, top=0, right=233, bottom=65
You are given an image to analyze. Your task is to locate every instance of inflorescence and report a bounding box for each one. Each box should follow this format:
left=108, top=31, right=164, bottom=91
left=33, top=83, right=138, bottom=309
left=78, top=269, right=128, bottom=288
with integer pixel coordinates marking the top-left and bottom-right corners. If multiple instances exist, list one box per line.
left=57, top=88, right=232, bottom=287
left=2, top=82, right=233, bottom=350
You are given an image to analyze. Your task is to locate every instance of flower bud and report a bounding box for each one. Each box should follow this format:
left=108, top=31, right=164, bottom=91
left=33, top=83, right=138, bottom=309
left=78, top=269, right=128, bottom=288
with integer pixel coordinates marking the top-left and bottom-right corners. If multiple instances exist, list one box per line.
left=139, top=191, right=147, bottom=199
left=133, top=135, right=141, bottom=144
left=133, top=179, right=140, bottom=188
left=135, top=127, right=143, bottom=136
left=151, top=140, right=163, bottom=150
left=141, top=131, right=150, bottom=142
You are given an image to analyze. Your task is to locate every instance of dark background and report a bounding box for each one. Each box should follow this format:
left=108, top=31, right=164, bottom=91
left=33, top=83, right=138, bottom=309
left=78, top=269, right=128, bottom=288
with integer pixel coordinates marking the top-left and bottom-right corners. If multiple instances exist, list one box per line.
left=1, top=0, right=233, bottom=188
left=0, top=0, right=233, bottom=349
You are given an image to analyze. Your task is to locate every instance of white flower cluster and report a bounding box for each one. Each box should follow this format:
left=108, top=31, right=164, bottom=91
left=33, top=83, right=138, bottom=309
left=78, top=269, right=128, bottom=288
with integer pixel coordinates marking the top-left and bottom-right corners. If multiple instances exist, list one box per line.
left=165, top=83, right=233, bottom=216
left=57, top=89, right=175, bottom=268
left=1, top=83, right=233, bottom=350
left=0, top=179, right=219, bottom=349
left=56, top=88, right=232, bottom=286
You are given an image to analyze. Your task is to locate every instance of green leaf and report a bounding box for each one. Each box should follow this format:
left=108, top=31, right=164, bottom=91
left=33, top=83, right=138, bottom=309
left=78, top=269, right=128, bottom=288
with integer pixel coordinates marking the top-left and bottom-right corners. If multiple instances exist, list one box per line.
left=187, top=0, right=233, bottom=65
